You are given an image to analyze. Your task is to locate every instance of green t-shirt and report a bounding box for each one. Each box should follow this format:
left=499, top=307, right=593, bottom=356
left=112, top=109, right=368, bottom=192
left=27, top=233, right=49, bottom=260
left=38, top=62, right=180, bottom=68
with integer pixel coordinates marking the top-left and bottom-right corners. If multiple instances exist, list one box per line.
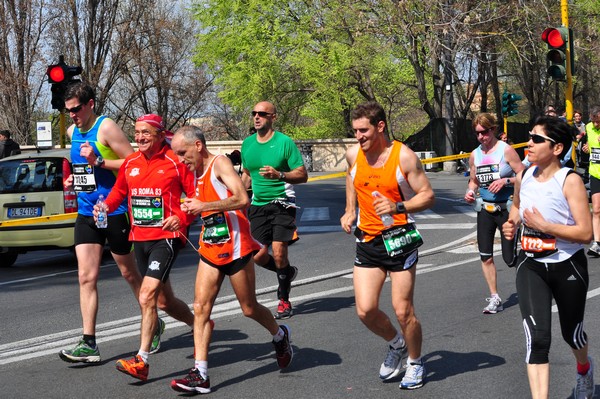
left=241, top=131, right=304, bottom=206
left=587, top=122, right=600, bottom=179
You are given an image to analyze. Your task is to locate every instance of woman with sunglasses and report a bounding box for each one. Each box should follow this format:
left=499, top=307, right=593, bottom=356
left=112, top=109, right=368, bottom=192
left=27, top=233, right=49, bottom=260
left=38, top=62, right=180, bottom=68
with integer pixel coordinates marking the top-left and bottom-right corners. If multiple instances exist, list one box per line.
left=502, top=116, right=593, bottom=399
left=464, top=113, right=524, bottom=314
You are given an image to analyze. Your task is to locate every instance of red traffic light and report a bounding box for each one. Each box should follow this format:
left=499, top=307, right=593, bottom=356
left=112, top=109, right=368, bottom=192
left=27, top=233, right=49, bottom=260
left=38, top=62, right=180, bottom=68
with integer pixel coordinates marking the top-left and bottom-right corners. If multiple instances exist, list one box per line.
left=47, top=65, right=66, bottom=83
left=541, top=27, right=568, bottom=49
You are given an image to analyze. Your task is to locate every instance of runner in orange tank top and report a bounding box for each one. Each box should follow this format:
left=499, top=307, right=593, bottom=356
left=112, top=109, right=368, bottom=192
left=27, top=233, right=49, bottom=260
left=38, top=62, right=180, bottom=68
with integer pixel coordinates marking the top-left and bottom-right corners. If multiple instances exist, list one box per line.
left=169, top=126, right=293, bottom=394
left=340, top=101, right=435, bottom=390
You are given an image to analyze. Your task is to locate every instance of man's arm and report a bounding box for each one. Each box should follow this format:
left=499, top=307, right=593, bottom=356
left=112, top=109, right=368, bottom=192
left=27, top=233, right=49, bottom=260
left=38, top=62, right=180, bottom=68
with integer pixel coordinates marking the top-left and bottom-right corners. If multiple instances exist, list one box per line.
left=399, top=146, right=435, bottom=213
left=279, top=165, right=308, bottom=184
left=182, top=156, right=249, bottom=216
left=340, top=144, right=359, bottom=234
left=96, top=118, right=135, bottom=171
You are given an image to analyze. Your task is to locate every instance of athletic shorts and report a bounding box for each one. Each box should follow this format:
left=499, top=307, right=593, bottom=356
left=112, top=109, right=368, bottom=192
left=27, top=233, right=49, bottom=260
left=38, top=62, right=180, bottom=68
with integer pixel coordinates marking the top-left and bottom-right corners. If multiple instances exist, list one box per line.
left=590, top=175, right=600, bottom=195
left=74, top=213, right=132, bottom=255
left=248, top=202, right=297, bottom=245
left=354, top=234, right=419, bottom=272
left=134, top=238, right=182, bottom=283
left=201, top=252, right=253, bottom=276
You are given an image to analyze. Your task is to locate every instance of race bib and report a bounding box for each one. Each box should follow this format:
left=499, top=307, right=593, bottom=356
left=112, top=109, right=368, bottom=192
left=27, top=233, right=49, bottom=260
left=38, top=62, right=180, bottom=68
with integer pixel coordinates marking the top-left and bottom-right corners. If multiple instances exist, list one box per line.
left=72, top=163, right=97, bottom=192
left=201, top=212, right=231, bottom=244
left=521, top=225, right=557, bottom=258
left=590, top=148, right=600, bottom=163
left=381, top=223, right=423, bottom=257
left=475, top=164, right=501, bottom=188
left=131, top=196, right=164, bottom=227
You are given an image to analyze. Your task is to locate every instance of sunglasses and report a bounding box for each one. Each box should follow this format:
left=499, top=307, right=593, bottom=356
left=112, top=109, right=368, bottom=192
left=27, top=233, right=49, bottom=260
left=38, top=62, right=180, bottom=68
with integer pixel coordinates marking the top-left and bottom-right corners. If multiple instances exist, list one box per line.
left=529, top=133, right=556, bottom=144
left=65, top=104, right=83, bottom=114
left=474, top=127, right=494, bottom=136
left=251, top=111, right=273, bottom=118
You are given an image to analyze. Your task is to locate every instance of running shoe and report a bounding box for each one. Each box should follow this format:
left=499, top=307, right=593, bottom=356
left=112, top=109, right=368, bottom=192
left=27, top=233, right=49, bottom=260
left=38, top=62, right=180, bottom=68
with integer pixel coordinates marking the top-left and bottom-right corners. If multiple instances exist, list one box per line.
left=379, top=344, right=407, bottom=381
left=273, top=324, right=293, bottom=368
left=59, top=339, right=101, bottom=363
left=400, top=361, right=425, bottom=390
left=115, top=355, right=149, bottom=381
left=587, top=242, right=600, bottom=258
left=574, top=357, right=595, bottom=399
left=171, top=368, right=211, bottom=394
left=483, top=296, right=503, bottom=314
left=150, top=317, right=166, bottom=354
left=274, top=299, right=293, bottom=319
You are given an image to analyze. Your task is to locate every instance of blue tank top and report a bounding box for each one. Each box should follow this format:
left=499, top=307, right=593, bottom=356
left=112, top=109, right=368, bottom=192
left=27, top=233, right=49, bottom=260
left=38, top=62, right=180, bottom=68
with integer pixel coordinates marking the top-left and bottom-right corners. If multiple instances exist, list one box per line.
left=70, top=115, right=128, bottom=216
left=473, top=141, right=515, bottom=202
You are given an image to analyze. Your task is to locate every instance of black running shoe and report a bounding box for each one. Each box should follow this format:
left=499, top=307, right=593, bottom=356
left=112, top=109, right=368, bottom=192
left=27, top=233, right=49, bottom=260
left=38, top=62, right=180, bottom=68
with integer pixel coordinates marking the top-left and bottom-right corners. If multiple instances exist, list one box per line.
left=171, top=368, right=211, bottom=394
left=273, top=325, right=293, bottom=368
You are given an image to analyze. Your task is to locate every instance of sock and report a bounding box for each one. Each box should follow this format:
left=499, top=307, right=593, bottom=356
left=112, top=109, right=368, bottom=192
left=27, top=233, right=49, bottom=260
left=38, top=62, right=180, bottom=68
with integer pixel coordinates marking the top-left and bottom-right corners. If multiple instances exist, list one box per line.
left=83, top=334, right=96, bottom=348
left=491, top=293, right=500, bottom=299
left=273, top=326, right=285, bottom=343
left=277, top=264, right=292, bottom=300
left=256, top=255, right=277, bottom=272
left=195, top=360, right=208, bottom=378
left=137, top=350, right=149, bottom=364
left=388, top=333, right=405, bottom=349
left=407, top=356, right=422, bottom=365
left=577, top=360, right=591, bottom=375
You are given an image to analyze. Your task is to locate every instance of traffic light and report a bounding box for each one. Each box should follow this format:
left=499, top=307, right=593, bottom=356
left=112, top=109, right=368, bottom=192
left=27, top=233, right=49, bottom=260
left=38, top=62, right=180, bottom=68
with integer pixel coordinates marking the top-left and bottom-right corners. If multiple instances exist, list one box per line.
left=46, top=56, right=83, bottom=110
left=541, top=27, right=573, bottom=81
left=506, top=93, right=522, bottom=116
left=501, top=91, right=521, bottom=116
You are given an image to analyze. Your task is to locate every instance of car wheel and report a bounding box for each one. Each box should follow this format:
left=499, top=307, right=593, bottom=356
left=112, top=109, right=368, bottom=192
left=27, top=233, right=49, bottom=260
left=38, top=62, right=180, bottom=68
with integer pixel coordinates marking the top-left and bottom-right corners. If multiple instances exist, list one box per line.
left=0, top=250, right=18, bottom=267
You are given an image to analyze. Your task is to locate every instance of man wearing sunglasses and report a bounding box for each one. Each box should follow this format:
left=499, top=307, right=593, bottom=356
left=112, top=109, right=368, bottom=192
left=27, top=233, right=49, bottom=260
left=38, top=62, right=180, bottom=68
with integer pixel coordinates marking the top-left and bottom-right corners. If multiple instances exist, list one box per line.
left=241, top=101, right=308, bottom=319
left=59, top=82, right=144, bottom=364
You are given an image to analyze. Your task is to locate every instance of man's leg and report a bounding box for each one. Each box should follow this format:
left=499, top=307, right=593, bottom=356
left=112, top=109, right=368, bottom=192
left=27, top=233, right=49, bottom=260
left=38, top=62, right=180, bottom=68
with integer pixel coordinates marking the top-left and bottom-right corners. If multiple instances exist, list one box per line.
left=272, top=240, right=295, bottom=318
left=389, top=266, right=421, bottom=360
left=230, top=259, right=279, bottom=335
left=353, top=265, right=397, bottom=340
left=112, top=251, right=143, bottom=300
left=76, top=243, right=104, bottom=336
left=589, top=192, right=600, bottom=256
left=157, top=280, right=194, bottom=326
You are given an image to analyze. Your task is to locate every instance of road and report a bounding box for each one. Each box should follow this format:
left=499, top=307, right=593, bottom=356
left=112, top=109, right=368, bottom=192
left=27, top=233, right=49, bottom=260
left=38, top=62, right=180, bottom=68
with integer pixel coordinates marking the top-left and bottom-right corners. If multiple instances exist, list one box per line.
left=1, top=171, right=599, bottom=398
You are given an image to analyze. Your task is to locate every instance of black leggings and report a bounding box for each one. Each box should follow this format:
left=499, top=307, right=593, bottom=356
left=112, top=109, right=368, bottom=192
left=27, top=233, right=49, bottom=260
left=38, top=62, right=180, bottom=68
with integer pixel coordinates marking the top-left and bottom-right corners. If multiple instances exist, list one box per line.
left=515, top=249, right=589, bottom=364
left=477, top=208, right=517, bottom=266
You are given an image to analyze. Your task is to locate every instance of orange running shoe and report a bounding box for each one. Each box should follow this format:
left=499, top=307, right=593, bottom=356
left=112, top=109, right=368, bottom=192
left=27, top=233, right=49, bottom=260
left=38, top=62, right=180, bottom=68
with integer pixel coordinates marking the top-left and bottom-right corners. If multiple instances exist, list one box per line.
left=115, top=355, right=149, bottom=381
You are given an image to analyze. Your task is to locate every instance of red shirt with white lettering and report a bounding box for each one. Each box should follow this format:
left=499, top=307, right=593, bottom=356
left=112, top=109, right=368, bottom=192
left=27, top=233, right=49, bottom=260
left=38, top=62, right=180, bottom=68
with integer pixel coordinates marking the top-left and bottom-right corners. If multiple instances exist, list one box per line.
left=105, top=143, right=196, bottom=243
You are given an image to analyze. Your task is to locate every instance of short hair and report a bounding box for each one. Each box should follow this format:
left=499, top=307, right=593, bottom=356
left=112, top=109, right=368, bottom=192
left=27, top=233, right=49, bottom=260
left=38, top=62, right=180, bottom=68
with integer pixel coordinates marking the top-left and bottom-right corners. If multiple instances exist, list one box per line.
left=573, top=109, right=583, bottom=117
left=174, top=125, right=206, bottom=146
left=64, top=82, right=96, bottom=104
left=0, top=130, right=10, bottom=139
left=472, top=112, right=498, bottom=130
left=350, top=101, right=387, bottom=130
left=544, top=105, right=556, bottom=113
left=590, top=106, right=600, bottom=119
left=532, top=115, right=577, bottom=158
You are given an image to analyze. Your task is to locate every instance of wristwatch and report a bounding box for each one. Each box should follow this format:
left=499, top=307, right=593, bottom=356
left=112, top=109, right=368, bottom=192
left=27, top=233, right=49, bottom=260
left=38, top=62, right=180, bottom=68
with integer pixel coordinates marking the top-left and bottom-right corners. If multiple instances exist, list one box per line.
left=94, top=156, right=105, bottom=168
left=395, top=202, right=406, bottom=214
left=279, top=171, right=285, bottom=180
left=505, top=178, right=510, bottom=186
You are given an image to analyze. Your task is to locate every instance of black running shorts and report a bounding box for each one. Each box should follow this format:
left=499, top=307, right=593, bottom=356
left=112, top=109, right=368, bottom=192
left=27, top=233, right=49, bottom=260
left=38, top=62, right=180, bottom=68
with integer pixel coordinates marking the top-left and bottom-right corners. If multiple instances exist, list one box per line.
left=74, top=213, right=132, bottom=255
left=134, top=238, right=182, bottom=283
left=248, top=202, right=297, bottom=245
left=354, top=234, right=419, bottom=272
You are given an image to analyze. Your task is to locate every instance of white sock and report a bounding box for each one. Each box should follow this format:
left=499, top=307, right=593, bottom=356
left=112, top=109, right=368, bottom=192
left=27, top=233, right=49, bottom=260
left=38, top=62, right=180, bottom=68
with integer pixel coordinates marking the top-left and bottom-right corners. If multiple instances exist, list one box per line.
left=388, top=333, right=405, bottom=349
left=273, top=326, right=285, bottom=343
left=195, top=360, right=208, bottom=378
left=137, top=350, right=149, bottom=364
left=407, top=356, right=422, bottom=365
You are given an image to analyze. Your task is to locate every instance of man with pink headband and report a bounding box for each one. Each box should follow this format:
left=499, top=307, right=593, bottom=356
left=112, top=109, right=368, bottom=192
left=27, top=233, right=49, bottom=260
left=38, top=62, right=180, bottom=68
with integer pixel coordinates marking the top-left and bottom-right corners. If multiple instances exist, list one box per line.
left=95, top=114, right=199, bottom=381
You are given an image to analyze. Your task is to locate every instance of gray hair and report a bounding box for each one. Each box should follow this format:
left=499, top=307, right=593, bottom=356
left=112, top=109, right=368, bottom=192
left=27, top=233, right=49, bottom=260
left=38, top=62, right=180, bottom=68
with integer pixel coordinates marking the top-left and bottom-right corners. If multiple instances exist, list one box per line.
left=175, top=125, right=206, bottom=145
left=590, top=106, right=600, bottom=118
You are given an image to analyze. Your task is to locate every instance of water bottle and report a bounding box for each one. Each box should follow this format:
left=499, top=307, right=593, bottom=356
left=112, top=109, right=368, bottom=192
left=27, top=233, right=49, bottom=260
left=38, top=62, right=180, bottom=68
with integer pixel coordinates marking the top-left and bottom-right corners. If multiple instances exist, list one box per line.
left=473, top=194, right=483, bottom=212
left=96, top=194, right=108, bottom=229
left=372, top=191, right=394, bottom=227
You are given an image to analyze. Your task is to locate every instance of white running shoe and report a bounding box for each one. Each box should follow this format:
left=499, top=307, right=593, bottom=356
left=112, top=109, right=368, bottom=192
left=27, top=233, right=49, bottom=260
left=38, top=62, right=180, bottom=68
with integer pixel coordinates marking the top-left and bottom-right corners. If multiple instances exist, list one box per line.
left=400, top=361, right=425, bottom=389
left=483, top=296, right=503, bottom=314
left=379, top=344, right=407, bottom=381
left=574, top=357, right=595, bottom=399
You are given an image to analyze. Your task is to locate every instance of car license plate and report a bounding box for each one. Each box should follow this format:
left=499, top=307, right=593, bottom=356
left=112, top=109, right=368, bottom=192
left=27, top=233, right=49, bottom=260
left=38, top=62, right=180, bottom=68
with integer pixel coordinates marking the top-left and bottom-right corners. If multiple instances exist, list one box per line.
left=7, top=207, right=42, bottom=218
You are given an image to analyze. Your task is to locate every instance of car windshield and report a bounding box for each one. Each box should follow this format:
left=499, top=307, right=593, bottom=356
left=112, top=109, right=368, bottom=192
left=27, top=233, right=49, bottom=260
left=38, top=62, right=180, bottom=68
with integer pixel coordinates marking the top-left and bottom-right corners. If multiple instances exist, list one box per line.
left=0, top=158, right=64, bottom=193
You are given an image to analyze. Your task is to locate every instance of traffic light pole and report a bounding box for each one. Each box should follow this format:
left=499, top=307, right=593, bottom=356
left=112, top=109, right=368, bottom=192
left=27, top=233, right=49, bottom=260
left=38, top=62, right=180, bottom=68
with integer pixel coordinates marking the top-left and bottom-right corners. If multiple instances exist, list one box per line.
left=59, top=111, right=66, bottom=148
left=562, top=0, right=573, bottom=124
